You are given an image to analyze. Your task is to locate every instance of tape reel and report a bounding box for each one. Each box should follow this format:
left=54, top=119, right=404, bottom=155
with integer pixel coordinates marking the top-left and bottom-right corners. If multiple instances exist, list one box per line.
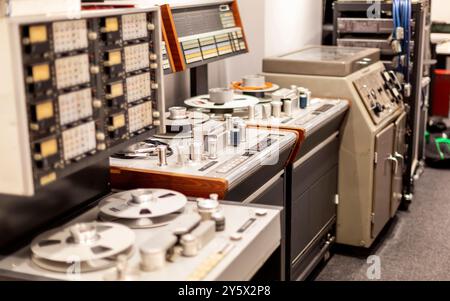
left=165, top=109, right=210, bottom=132
left=184, top=94, right=259, bottom=110
left=98, top=189, right=188, bottom=229
left=31, top=222, right=135, bottom=273
left=112, top=140, right=173, bottom=159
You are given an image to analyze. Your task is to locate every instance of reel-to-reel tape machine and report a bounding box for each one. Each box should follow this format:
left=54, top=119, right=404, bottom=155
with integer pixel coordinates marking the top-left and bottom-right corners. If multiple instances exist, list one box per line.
left=0, top=188, right=282, bottom=281
left=110, top=118, right=298, bottom=201
left=232, top=75, right=280, bottom=102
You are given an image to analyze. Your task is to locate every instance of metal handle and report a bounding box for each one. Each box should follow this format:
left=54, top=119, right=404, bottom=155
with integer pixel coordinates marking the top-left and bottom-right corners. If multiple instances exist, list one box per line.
left=386, top=155, right=399, bottom=174
left=394, top=152, right=404, bottom=169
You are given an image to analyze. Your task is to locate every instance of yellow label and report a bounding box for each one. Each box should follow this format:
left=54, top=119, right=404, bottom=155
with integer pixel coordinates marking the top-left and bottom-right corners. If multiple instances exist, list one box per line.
left=35, top=101, right=54, bottom=121
left=201, top=49, right=218, bottom=56
left=112, top=114, right=126, bottom=129
left=40, top=172, right=56, bottom=186
left=105, top=17, right=119, bottom=32
left=108, top=51, right=122, bottom=65
left=40, top=138, right=58, bottom=158
left=110, top=82, right=123, bottom=97
left=32, top=64, right=50, bottom=82
left=185, top=53, right=202, bottom=60
left=29, top=25, right=48, bottom=43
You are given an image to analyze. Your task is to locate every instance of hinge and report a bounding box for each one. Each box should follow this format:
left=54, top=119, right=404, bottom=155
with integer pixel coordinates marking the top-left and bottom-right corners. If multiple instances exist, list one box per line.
left=371, top=213, right=375, bottom=224
left=334, top=194, right=339, bottom=205
left=374, top=152, right=378, bottom=165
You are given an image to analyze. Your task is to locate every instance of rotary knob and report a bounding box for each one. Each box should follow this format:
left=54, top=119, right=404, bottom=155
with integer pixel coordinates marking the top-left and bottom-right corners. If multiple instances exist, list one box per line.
left=373, top=102, right=383, bottom=117
left=190, top=142, right=202, bottom=162
left=197, top=198, right=220, bottom=221
left=156, top=145, right=168, bottom=166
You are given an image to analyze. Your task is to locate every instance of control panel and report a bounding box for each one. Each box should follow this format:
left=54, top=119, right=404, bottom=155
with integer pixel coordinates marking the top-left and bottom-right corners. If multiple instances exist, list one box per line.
left=110, top=126, right=297, bottom=189
left=0, top=8, right=165, bottom=196
left=0, top=199, right=282, bottom=281
left=161, top=0, right=248, bottom=72
left=353, top=69, right=404, bottom=125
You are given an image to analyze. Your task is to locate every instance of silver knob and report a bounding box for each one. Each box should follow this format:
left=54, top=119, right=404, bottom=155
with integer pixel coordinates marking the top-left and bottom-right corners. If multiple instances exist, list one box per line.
left=248, top=104, right=255, bottom=121
left=284, top=100, right=292, bottom=116
left=224, top=114, right=233, bottom=131
left=238, top=122, right=247, bottom=142
left=207, top=135, right=218, bottom=160
left=88, top=32, right=98, bottom=40
left=190, top=142, right=202, bottom=162
left=262, top=103, right=272, bottom=119
left=131, top=191, right=155, bottom=204
left=115, top=255, right=130, bottom=281
left=176, top=145, right=189, bottom=166
left=69, top=223, right=99, bottom=245
left=197, top=198, right=220, bottom=221
left=92, top=99, right=102, bottom=108
left=180, top=234, right=199, bottom=257
left=230, top=127, right=241, bottom=147
left=157, top=145, right=168, bottom=166
left=271, top=101, right=282, bottom=118
left=212, top=212, right=226, bottom=232
left=168, top=107, right=187, bottom=120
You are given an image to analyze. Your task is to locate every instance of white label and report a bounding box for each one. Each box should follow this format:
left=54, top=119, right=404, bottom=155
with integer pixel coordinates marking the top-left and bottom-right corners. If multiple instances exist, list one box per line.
left=55, top=54, right=90, bottom=89
left=122, top=13, right=148, bottom=41
left=126, top=72, right=151, bottom=103
left=62, top=121, right=96, bottom=160
left=128, top=101, right=152, bottom=133
left=58, top=88, right=93, bottom=126
left=53, top=20, right=88, bottom=53
left=124, top=43, right=150, bottom=73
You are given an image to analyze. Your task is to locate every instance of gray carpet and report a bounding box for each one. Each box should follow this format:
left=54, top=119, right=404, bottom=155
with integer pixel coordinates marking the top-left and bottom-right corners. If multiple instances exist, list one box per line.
left=316, top=167, right=450, bottom=281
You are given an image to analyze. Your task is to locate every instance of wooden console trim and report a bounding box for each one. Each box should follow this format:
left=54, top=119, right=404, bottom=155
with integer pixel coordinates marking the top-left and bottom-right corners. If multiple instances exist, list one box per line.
left=160, top=4, right=186, bottom=72
left=110, top=167, right=229, bottom=199
left=162, top=22, right=176, bottom=73
left=246, top=125, right=305, bottom=165
left=231, top=0, right=249, bottom=52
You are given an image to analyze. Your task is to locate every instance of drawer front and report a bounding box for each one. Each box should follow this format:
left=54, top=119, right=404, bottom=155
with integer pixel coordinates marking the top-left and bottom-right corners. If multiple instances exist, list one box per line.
left=251, top=176, right=285, bottom=207
left=291, top=166, right=338, bottom=261
left=292, top=136, right=339, bottom=200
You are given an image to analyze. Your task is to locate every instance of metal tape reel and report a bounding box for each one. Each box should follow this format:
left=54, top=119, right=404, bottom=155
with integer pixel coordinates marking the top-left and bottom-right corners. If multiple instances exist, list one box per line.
left=184, top=94, right=259, bottom=110
left=99, top=189, right=188, bottom=220
left=31, top=222, right=135, bottom=273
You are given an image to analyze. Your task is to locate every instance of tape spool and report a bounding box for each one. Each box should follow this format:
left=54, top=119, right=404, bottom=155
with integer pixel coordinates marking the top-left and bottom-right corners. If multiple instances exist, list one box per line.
left=231, top=75, right=280, bottom=101
left=98, top=189, right=188, bottom=229
left=243, top=75, right=266, bottom=88
left=184, top=94, right=259, bottom=111
left=112, top=140, right=173, bottom=159
left=164, top=108, right=210, bottom=134
left=209, top=88, right=234, bottom=105
left=31, top=222, right=135, bottom=273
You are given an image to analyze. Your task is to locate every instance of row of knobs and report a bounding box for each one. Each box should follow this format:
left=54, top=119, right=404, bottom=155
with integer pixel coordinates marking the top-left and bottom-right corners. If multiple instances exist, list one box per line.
left=248, top=92, right=310, bottom=121
left=156, top=119, right=249, bottom=166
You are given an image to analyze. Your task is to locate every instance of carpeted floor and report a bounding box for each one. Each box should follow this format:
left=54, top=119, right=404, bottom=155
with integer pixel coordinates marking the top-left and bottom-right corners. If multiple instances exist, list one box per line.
left=316, top=167, right=450, bottom=281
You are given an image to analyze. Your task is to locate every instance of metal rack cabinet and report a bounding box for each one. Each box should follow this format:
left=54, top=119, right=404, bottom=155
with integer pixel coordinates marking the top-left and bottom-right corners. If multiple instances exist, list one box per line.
left=332, top=1, right=431, bottom=208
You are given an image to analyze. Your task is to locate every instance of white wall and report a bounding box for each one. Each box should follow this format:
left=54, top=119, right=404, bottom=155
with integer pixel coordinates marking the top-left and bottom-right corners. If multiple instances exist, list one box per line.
left=162, top=0, right=323, bottom=107
left=264, top=0, right=323, bottom=56
left=431, top=0, right=450, bottom=23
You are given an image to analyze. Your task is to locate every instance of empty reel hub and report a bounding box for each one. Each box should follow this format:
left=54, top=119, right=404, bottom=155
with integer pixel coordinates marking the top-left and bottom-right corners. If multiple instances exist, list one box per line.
left=31, top=222, right=135, bottom=273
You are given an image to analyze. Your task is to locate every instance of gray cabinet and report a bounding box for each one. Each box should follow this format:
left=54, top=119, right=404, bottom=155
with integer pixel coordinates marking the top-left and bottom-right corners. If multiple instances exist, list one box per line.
left=391, top=113, right=407, bottom=216
left=372, top=124, right=395, bottom=239
left=291, top=136, right=339, bottom=264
